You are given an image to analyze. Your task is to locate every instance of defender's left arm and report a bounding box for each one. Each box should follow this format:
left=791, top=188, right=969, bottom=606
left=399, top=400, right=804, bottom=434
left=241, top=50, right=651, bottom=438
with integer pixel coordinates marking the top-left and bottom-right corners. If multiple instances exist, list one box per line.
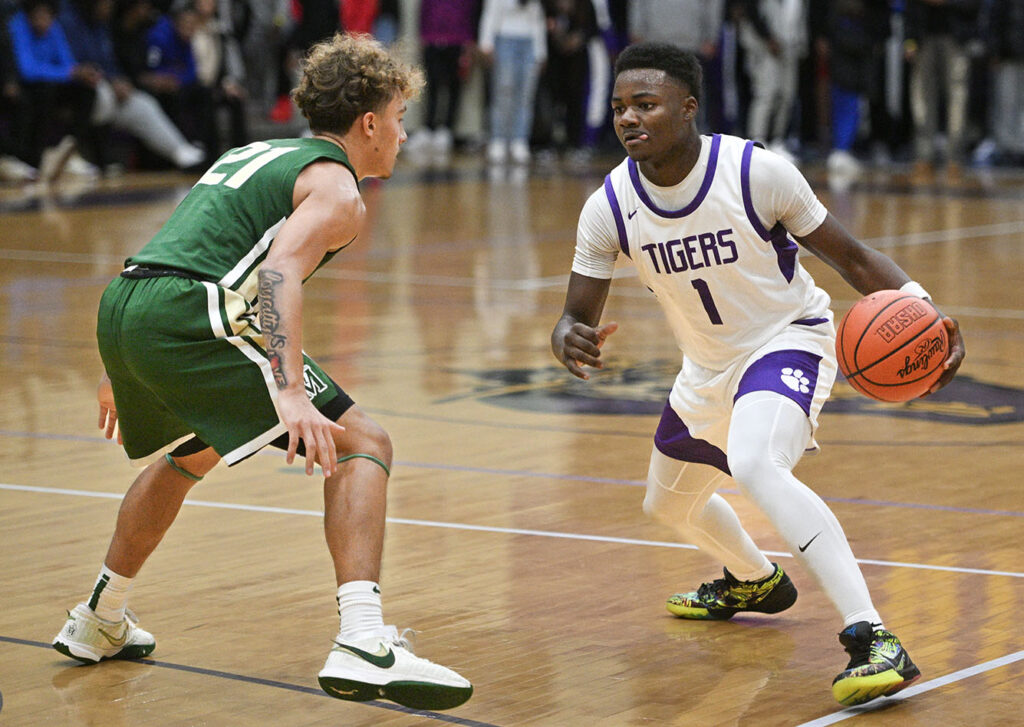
left=797, top=213, right=965, bottom=393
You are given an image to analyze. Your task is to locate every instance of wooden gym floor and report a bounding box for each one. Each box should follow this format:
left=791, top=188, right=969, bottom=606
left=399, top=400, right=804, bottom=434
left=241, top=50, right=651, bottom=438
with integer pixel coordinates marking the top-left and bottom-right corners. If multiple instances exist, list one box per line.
left=0, top=152, right=1021, bottom=726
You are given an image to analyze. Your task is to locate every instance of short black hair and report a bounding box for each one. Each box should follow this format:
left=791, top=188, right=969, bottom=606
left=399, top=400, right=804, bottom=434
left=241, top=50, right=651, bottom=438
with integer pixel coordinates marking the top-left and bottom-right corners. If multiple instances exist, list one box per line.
left=614, top=42, right=702, bottom=104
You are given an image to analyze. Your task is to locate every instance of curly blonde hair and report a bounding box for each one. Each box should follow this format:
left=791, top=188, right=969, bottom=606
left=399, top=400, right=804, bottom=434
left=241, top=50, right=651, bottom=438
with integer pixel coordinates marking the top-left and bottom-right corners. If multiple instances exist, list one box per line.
left=292, top=33, right=424, bottom=135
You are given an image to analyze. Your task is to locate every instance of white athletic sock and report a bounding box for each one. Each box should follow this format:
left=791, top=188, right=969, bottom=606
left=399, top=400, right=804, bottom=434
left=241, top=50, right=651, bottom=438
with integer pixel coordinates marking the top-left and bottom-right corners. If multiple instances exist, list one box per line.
left=88, top=565, right=133, bottom=622
left=728, top=393, right=882, bottom=627
left=336, top=580, right=385, bottom=641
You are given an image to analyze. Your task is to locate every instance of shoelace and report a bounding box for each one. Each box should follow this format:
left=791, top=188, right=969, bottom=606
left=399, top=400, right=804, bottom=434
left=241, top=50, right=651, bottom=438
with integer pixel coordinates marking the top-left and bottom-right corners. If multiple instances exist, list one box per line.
left=695, top=577, right=732, bottom=603
left=381, top=625, right=418, bottom=653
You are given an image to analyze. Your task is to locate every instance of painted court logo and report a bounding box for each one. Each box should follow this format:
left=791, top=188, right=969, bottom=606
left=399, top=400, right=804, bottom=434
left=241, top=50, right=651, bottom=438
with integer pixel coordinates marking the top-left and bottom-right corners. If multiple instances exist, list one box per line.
left=442, top=360, right=1024, bottom=425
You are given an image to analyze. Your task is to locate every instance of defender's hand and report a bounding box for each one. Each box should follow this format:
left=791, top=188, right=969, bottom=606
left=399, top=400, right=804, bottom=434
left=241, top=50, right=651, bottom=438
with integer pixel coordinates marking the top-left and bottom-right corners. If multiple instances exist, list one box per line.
left=557, top=321, right=618, bottom=380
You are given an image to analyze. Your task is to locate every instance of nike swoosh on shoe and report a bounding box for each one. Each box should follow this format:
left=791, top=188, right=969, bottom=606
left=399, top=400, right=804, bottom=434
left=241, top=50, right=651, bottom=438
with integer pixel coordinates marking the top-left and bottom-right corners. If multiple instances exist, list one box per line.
left=98, top=625, right=128, bottom=647
left=332, top=641, right=396, bottom=668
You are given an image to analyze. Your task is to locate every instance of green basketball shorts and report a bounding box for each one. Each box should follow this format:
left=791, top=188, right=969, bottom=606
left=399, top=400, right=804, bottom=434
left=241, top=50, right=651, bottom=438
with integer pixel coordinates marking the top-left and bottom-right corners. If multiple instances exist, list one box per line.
left=97, top=273, right=353, bottom=465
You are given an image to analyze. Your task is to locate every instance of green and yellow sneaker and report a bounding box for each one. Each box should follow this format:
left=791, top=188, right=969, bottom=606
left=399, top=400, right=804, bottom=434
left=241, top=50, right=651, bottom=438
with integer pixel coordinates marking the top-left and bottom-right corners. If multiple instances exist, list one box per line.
left=832, top=621, right=921, bottom=706
left=666, top=563, right=798, bottom=620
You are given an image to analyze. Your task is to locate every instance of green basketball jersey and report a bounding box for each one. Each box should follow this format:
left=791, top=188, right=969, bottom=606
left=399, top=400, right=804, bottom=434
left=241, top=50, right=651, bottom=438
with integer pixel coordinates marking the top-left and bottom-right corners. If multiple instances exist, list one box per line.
left=129, top=138, right=356, bottom=295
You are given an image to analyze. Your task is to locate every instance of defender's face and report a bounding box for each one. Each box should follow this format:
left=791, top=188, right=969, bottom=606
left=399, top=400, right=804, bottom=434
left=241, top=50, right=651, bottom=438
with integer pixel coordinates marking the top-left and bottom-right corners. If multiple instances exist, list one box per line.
left=371, top=94, right=408, bottom=179
left=611, top=69, right=695, bottom=162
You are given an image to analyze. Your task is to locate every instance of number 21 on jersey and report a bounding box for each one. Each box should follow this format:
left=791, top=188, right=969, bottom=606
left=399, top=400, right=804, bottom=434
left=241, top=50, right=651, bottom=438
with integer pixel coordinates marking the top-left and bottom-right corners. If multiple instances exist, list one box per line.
left=196, top=142, right=299, bottom=189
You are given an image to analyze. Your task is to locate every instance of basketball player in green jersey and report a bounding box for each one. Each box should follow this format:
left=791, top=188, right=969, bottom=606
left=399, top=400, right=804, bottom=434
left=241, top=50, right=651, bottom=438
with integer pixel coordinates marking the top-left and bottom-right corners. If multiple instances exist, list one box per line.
left=52, top=33, right=473, bottom=711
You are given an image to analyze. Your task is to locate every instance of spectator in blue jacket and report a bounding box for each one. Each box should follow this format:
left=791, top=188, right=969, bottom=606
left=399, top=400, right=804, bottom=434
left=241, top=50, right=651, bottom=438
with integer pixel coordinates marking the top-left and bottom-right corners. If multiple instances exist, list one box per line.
left=7, top=0, right=100, bottom=176
left=59, top=0, right=204, bottom=169
left=141, top=2, right=215, bottom=161
left=0, top=14, right=38, bottom=181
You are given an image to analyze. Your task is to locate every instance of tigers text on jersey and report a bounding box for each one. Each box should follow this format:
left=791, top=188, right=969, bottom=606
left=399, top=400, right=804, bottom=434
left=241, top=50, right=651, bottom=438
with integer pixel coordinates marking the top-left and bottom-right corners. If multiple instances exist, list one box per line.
left=573, top=134, right=832, bottom=371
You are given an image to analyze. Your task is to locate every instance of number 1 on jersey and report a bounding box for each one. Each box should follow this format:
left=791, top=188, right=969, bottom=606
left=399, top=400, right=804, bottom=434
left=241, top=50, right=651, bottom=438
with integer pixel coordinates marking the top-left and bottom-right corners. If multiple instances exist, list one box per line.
left=691, top=278, right=723, bottom=325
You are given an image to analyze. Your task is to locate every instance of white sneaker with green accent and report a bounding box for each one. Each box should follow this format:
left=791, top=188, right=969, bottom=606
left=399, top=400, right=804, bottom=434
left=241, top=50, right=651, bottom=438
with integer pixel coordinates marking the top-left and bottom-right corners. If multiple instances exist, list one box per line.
left=318, top=626, right=472, bottom=711
left=52, top=603, right=156, bottom=664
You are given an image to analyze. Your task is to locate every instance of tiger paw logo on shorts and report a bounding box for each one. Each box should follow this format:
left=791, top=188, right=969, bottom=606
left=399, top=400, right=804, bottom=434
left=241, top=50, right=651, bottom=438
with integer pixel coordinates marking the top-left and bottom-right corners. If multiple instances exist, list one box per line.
left=780, top=367, right=810, bottom=394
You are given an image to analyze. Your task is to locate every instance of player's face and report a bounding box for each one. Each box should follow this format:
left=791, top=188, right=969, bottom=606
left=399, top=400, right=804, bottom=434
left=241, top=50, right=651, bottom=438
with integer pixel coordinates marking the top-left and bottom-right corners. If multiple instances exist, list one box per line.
left=611, top=69, right=697, bottom=163
left=369, top=93, right=408, bottom=179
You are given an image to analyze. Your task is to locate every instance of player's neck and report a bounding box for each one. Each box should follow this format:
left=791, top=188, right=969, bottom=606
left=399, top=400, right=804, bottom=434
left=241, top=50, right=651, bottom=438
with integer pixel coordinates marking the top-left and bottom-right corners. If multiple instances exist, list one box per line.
left=314, top=131, right=369, bottom=180
left=637, top=135, right=702, bottom=188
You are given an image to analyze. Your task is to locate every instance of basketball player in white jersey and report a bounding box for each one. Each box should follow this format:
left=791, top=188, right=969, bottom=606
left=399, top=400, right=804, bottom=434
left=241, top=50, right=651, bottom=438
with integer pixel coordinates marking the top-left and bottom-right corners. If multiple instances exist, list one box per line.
left=551, top=42, right=965, bottom=706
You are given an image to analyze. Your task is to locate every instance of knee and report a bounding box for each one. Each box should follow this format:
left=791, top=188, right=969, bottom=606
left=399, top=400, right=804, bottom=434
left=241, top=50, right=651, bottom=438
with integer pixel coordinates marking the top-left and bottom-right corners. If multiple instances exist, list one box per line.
left=726, top=449, right=760, bottom=489
left=642, top=479, right=694, bottom=530
left=343, top=415, right=393, bottom=468
left=727, top=448, right=788, bottom=496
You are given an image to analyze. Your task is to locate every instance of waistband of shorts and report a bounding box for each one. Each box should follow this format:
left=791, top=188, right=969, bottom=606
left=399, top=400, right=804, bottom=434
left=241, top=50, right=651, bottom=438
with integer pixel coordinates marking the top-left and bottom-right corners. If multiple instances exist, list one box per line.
left=121, top=263, right=204, bottom=281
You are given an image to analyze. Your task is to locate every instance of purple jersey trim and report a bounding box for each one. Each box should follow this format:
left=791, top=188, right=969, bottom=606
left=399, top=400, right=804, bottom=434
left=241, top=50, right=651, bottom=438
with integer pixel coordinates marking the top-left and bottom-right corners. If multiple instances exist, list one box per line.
left=792, top=317, right=829, bottom=326
left=734, top=349, right=823, bottom=415
left=627, top=134, right=722, bottom=218
left=740, top=140, right=798, bottom=283
left=603, top=174, right=631, bottom=258
left=654, top=401, right=730, bottom=474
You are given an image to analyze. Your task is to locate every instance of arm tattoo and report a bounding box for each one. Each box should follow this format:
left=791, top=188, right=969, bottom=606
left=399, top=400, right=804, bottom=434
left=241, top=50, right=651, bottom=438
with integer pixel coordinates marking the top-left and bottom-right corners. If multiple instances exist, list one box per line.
left=258, top=269, right=289, bottom=389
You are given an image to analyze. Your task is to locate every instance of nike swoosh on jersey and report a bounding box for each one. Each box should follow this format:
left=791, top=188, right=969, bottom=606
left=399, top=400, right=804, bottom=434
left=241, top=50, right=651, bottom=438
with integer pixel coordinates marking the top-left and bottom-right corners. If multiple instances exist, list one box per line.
left=332, top=641, right=396, bottom=669
left=627, top=208, right=639, bottom=219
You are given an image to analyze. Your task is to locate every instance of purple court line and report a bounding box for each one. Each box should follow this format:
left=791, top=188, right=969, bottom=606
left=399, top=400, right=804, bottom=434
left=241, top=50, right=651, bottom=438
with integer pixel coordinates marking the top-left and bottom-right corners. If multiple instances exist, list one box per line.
left=0, top=636, right=497, bottom=727
left=2, top=429, right=1021, bottom=519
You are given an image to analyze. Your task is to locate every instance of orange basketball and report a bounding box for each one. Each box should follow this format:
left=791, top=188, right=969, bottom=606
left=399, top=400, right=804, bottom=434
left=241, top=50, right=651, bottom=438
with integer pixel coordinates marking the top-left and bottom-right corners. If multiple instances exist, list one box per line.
left=836, top=290, right=948, bottom=402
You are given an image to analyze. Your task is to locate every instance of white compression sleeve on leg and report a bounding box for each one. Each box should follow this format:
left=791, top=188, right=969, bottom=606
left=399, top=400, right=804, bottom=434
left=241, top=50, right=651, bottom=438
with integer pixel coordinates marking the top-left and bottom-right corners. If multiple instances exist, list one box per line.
left=727, top=391, right=881, bottom=626
left=643, top=448, right=773, bottom=581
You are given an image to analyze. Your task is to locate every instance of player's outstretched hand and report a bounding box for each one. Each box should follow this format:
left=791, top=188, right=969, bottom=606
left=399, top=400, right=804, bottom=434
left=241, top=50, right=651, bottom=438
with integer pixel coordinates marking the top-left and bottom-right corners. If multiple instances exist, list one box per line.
left=277, top=389, right=346, bottom=477
left=925, top=315, right=965, bottom=395
left=558, top=321, right=619, bottom=380
left=97, top=372, right=121, bottom=444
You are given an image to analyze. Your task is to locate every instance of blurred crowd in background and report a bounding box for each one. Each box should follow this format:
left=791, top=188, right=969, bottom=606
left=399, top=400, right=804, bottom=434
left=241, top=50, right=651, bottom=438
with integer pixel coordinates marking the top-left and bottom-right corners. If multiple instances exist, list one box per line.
left=1, top=0, right=1022, bottom=185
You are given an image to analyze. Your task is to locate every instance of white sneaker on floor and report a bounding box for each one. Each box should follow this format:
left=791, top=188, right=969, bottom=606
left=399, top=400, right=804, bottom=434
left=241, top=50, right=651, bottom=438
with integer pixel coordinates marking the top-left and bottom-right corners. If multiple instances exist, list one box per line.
left=173, top=143, right=205, bottom=169
left=509, top=140, right=530, bottom=164
left=487, top=139, right=507, bottom=164
left=53, top=603, right=156, bottom=664
left=432, top=127, right=453, bottom=153
left=404, top=129, right=435, bottom=154
left=65, top=151, right=100, bottom=179
left=318, top=626, right=472, bottom=710
left=0, top=155, right=38, bottom=182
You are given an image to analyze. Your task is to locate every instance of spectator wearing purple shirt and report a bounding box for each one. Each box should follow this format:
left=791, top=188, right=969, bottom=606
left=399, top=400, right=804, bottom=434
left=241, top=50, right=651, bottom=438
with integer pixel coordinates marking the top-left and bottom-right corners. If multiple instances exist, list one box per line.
left=406, top=0, right=479, bottom=154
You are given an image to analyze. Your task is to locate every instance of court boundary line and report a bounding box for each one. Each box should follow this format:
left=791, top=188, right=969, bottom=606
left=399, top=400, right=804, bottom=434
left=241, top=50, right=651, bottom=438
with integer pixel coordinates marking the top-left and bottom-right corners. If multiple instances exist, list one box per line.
left=794, top=649, right=1024, bottom=726
left=1, top=430, right=1022, bottom=519
left=3, top=483, right=1022, bottom=579
left=0, top=636, right=497, bottom=727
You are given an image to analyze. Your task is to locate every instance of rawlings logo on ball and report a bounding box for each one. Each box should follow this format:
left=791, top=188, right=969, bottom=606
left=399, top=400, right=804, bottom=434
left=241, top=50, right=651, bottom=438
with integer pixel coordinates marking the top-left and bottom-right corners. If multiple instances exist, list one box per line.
left=896, top=336, right=947, bottom=380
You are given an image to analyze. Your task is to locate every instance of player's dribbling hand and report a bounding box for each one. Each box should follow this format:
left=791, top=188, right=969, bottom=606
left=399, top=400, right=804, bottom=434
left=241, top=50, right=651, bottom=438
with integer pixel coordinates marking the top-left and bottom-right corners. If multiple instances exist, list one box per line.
left=97, top=372, right=122, bottom=444
left=925, top=315, right=965, bottom=395
left=561, top=321, right=618, bottom=380
left=277, top=390, right=346, bottom=477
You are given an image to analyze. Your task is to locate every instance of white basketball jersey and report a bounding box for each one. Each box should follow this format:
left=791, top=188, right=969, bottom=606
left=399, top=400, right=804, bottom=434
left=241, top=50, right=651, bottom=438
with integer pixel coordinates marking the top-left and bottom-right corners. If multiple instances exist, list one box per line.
left=594, top=134, right=831, bottom=370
